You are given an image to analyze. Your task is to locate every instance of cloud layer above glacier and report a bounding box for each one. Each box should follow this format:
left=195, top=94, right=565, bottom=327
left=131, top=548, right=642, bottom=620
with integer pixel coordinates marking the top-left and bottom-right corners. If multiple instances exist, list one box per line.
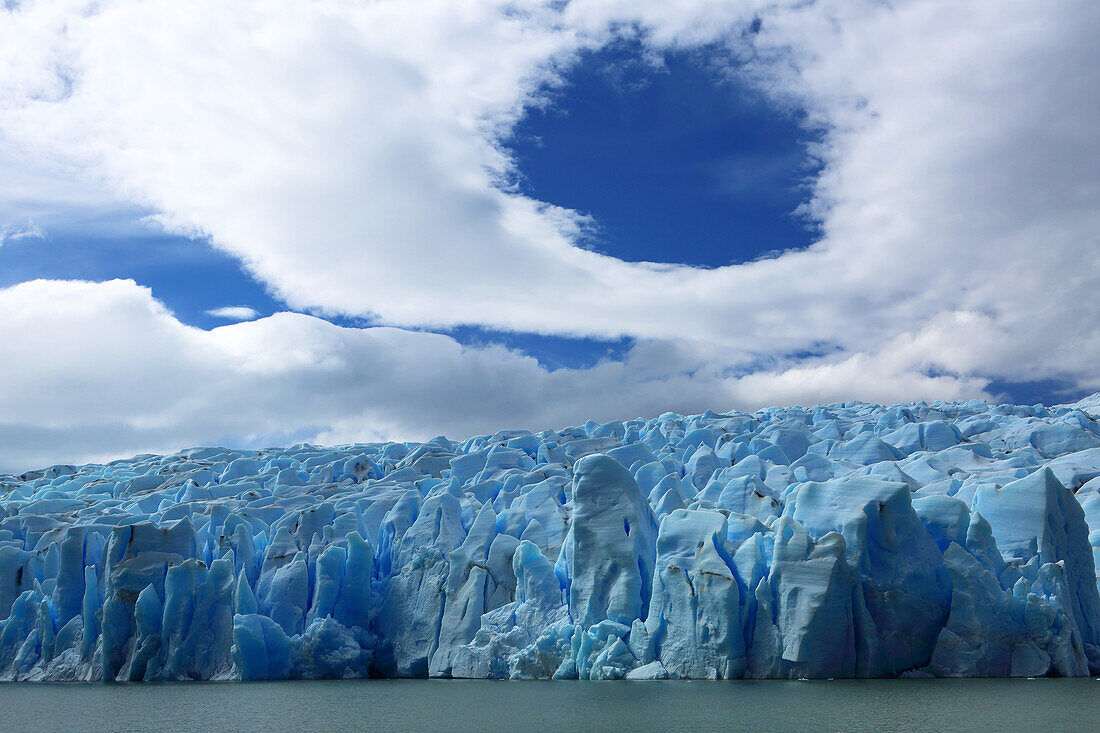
left=0, top=0, right=1097, bottom=469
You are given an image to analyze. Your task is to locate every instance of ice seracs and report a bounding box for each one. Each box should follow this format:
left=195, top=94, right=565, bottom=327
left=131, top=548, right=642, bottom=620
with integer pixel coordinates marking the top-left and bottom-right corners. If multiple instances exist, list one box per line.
left=1, top=394, right=1100, bottom=679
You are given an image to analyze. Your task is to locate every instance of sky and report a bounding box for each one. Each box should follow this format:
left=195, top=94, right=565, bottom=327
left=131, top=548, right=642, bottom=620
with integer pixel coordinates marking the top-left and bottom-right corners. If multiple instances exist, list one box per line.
left=0, top=0, right=1097, bottom=470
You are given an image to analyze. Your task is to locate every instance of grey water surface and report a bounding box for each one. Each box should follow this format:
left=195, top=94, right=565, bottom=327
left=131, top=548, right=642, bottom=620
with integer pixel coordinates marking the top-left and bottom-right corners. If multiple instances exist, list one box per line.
left=1, top=678, right=1098, bottom=732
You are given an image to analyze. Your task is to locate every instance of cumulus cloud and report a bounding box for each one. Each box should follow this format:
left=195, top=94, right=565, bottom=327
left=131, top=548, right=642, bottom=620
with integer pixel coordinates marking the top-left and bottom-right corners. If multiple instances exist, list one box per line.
left=205, top=306, right=260, bottom=321
left=1, top=1, right=1094, bottom=360
left=0, top=1, right=1096, bottom=466
left=0, top=279, right=988, bottom=471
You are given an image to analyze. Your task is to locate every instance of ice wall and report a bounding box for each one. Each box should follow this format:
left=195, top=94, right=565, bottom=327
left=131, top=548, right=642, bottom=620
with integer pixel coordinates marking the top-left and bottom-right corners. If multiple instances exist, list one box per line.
left=1, top=395, right=1100, bottom=680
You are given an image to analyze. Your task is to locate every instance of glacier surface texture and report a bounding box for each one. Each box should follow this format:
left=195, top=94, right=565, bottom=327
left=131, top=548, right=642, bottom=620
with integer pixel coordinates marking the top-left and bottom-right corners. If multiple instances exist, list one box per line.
left=3, top=396, right=1100, bottom=680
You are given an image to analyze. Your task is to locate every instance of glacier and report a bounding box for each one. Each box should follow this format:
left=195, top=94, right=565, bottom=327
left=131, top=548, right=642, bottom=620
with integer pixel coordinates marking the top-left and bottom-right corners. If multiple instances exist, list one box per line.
left=2, top=395, right=1100, bottom=680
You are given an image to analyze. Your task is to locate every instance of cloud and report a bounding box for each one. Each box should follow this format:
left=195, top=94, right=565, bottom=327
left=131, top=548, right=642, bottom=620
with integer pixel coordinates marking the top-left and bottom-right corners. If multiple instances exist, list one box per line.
left=0, top=1, right=1096, bottom=466
left=0, top=279, right=989, bottom=471
left=1, top=2, right=1093, bottom=362
left=0, top=221, right=44, bottom=247
left=205, top=305, right=260, bottom=321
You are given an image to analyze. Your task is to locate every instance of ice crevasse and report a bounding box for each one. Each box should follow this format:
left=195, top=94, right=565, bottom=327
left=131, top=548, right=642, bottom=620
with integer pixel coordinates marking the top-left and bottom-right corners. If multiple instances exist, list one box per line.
left=2, top=395, right=1100, bottom=680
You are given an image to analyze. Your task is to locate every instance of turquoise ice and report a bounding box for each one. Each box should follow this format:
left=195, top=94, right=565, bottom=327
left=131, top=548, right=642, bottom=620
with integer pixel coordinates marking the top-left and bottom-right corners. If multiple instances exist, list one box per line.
left=1, top=394, right=1100, bottom=679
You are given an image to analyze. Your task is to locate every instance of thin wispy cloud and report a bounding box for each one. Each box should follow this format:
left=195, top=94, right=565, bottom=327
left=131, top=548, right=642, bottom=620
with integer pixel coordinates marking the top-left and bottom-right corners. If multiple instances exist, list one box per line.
left=0, top=221, right=44, bottom=247
left=205, top=305, right=260, bottom=321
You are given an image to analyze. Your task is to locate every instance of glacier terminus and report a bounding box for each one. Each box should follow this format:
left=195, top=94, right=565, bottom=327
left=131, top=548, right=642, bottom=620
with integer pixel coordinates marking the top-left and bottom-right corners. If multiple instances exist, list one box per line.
left=2, top=395, right=1100, bottom=681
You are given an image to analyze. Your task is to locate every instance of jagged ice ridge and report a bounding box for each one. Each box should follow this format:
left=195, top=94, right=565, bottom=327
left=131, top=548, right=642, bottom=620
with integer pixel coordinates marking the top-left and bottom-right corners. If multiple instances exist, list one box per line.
left=3, top=395, right=1100, bottom=680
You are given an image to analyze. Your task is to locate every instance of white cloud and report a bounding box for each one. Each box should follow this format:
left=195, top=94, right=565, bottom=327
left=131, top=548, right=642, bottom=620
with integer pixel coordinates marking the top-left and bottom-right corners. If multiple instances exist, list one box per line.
left=0, top=221, right=44, bottom=247
left=0, top=1, right=1096, bottom=466
left=205, top=306, right=260, bottom=321
left=0, top=279, right=989, bottom=471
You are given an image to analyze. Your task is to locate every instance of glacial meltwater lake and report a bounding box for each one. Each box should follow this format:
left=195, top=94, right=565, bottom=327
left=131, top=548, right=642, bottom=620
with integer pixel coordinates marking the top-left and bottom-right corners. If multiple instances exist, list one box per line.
left=1, top=679, right=1099, bottom=732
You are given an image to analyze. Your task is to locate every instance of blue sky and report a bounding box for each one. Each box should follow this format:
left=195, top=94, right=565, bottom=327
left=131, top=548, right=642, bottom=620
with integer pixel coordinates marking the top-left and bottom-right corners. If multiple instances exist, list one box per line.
left=507, top=40, right=820, bottom=268
left=0, top=0, right=1096, bottom=469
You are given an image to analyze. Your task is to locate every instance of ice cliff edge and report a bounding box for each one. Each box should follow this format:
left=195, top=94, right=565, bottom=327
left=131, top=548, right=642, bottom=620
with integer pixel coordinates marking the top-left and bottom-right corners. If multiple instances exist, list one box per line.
left=2, top=395, right=1100, bottom=680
